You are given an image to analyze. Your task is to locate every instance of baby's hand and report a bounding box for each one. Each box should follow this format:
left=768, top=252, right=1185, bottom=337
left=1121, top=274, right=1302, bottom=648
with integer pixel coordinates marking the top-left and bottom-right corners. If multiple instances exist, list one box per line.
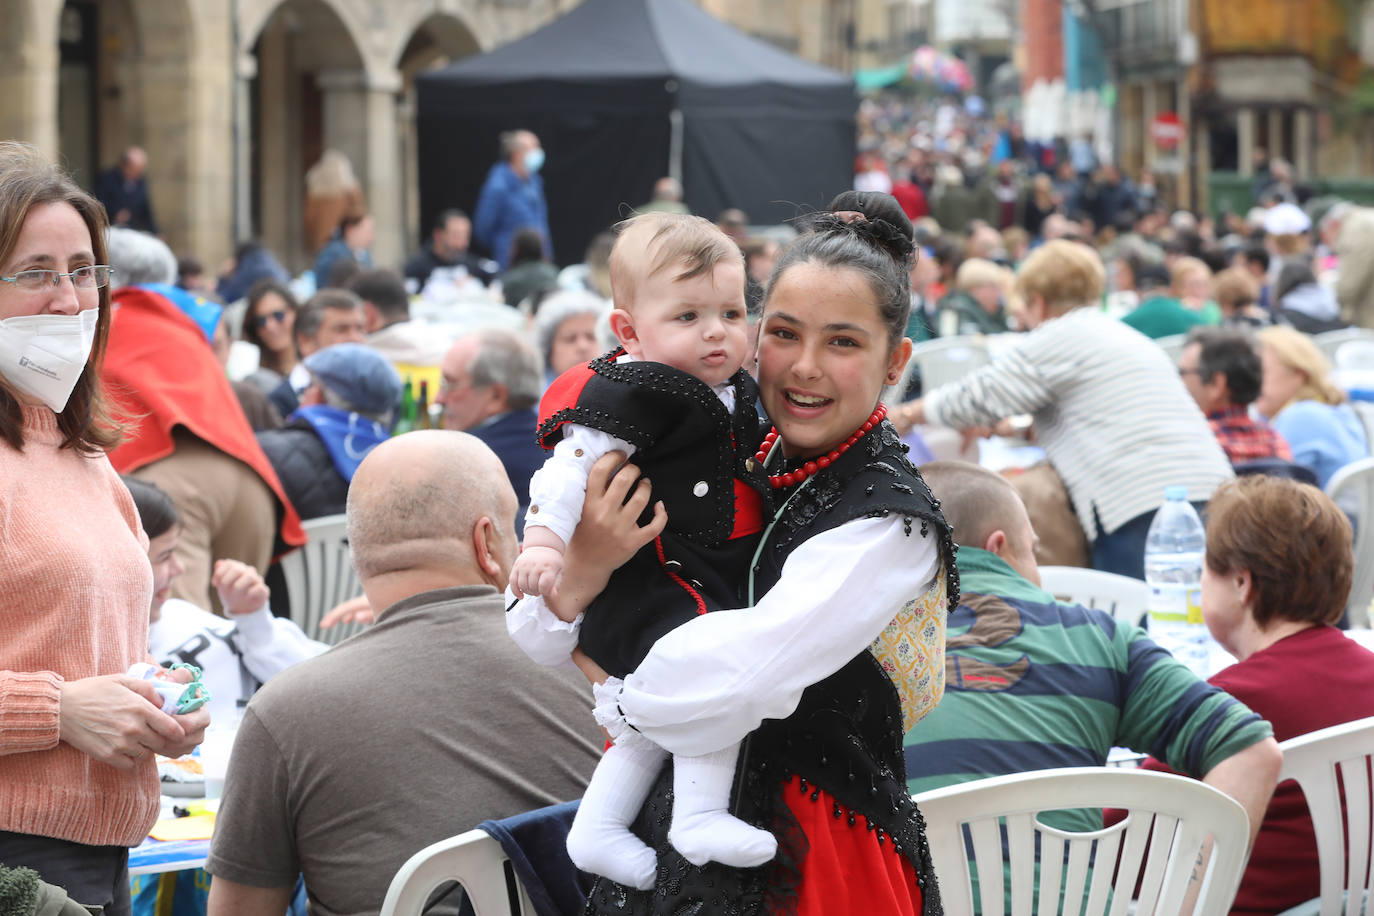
left=510, top=546, right=565, bottom=599
left=212, top=559, right=270, bottom=616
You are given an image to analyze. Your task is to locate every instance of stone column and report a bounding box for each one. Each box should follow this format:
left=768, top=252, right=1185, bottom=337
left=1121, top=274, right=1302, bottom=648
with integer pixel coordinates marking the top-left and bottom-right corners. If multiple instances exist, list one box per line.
left=233, top=54, right=257, bottom=248
left=254, top=20, right=297, bottom=270
left=0, top=0, right=59, bottom=156
left=1267, top=109, right=1284, bottom=162
left=1293, top=107, right=1312, bottom=179
left=1177, top=75, right=1192, bottom=209
left=317, top=67, right=404, bottom=269
left=1237, top=108, right=1255, bottom=178
left=1142, top=80, right=1159, bottom=171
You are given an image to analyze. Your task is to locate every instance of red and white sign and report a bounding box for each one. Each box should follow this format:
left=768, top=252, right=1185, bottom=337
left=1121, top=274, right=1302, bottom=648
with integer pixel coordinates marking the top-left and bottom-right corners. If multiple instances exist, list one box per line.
left=1151, top=112, right=1185, bottom=151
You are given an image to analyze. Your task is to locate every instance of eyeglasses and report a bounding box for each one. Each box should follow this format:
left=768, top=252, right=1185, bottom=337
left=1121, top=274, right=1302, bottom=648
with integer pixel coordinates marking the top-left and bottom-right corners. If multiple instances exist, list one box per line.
left=252, top=309, right=289, bottom=329
left=1178, top=367, right=1205, bottom=378
left=0, top=265, right=115, bottom=291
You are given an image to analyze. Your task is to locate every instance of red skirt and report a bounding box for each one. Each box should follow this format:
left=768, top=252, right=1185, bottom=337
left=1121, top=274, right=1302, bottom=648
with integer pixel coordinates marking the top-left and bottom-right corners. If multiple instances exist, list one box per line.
left=782, top=775, right=925, bottom=916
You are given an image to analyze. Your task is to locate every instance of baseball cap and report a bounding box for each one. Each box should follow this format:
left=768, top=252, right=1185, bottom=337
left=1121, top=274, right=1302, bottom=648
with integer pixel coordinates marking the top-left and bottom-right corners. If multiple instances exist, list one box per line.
left=303, top=343, right=402, bottom=416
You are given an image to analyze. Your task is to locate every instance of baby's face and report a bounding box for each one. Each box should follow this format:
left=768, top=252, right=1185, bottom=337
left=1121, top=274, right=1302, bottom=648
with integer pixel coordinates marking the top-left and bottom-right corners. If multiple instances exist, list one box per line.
left=619, top=260, right=748, bottom=388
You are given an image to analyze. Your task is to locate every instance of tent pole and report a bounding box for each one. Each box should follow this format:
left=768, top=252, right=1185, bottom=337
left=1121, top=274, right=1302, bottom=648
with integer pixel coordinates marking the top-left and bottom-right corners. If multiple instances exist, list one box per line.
left=668, top=108, right=684, bottom=182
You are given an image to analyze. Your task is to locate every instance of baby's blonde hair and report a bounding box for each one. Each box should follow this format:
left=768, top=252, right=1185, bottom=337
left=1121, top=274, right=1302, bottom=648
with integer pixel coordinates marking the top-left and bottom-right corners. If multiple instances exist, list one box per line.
left=608, top=212, right=743, bottom=311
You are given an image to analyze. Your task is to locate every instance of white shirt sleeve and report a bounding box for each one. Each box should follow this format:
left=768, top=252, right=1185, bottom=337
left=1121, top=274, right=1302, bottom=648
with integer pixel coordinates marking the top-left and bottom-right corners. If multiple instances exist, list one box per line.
left=504, top=588, right=583, bottom=668
left=230, top=606, right=329, bottom=684
left=614, top=514, right=941, bottom=757
left=524, top=423, right=637, bottom=544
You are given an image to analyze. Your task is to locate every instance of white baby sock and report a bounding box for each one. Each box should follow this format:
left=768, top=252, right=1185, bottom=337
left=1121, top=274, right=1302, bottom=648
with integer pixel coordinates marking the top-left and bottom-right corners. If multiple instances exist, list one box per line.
left=566, top=738, right=666, bottom=890
left=667, top=743, right=778, bottom=868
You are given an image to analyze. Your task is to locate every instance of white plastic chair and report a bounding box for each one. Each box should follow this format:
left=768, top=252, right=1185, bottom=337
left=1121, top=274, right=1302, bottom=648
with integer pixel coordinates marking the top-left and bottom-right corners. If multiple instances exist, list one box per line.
left=1039, top=566, right=1152, bottom=627
left=1275, top=715, right=1374, bottom=916
left=1316, top=328, right=1374, bottom=363
left=1326, top=458, right=1374, bottom=628
left=915, top=767, right=1250, bottom=916
left=378, top=829, right=533, bottom=916
left=908, top=336, right=992, bottom=393
left=1336, top=340, right=1374, bottom=373
left=1154, top=333, right=1188, bottom=364
left=279, top=514, right=367, bottom=645
left=1351, top=402, right=1374, bottom=454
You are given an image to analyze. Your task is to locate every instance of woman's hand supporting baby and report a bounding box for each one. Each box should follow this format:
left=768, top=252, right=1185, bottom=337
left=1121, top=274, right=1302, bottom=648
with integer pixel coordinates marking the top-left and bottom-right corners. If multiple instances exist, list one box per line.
left=541, top=452, right=667, bottom=623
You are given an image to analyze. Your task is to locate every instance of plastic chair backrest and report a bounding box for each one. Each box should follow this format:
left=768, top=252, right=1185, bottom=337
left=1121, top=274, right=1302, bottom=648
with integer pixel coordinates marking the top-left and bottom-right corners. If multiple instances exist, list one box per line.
left=1038, top=566, right=1151, bottom=628
left=378, top=828, right=533, bottom=916
left=1352, top=403, right=1374, bottom=454
left=1326, top=458, right=1374, bottom=628
left=911, top=336, right=991, bottom=393
left=1277, top=716, right=1374, bottom=916
left=1317, top=329, right=1374, bottom=363
left=279, top=514, right=367, bottom=646
left=1336, top=341, right=1374, bottom=373
left=1154, top=334, right=1188, bottom=364
left=915, top=767, right=1250, bottom=916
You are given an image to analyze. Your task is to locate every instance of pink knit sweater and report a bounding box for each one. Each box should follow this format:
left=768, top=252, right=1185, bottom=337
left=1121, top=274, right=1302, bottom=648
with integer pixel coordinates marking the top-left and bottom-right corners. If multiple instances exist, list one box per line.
left=0, top=406, right=158, bottom=847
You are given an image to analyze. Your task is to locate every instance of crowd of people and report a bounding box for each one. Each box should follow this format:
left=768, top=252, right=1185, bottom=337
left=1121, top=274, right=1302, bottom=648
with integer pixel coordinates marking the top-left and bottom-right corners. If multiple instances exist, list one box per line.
left=2, top=87, right=1374, bottom=916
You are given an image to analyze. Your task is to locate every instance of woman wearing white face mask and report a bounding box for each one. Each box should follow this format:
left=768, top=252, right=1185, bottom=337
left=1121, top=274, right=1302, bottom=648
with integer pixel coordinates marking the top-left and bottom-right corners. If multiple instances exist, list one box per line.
left=0, top=142, right=210, bottom=916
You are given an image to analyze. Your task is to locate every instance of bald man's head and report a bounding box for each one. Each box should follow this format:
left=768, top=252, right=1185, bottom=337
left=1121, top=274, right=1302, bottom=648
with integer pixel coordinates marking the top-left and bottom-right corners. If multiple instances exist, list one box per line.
left=920, top=460, right=1041, bottom=585
left=346, top=430, right=518, bottom=587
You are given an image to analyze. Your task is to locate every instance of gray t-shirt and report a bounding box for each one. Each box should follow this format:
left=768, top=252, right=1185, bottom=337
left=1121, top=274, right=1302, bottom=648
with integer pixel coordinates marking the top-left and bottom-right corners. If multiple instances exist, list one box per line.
left=205, top=585, right=602, bottom=916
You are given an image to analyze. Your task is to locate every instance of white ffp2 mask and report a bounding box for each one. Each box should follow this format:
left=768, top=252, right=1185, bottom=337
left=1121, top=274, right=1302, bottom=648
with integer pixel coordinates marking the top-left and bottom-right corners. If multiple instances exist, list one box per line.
left=0, top=308, right=99, bottom=412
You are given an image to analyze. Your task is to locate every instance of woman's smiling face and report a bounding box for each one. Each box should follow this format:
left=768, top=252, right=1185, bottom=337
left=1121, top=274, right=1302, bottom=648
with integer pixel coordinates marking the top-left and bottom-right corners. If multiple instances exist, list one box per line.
left=757, top=261, right=909, bottom=458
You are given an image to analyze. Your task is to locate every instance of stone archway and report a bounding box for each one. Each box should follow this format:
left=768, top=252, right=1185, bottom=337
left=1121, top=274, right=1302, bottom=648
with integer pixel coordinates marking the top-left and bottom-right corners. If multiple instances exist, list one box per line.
left=395, top=11, right=485, bottom=252
left=44, top=0, right=222, bottom=262
left=245, top=0, right=371, bottom=271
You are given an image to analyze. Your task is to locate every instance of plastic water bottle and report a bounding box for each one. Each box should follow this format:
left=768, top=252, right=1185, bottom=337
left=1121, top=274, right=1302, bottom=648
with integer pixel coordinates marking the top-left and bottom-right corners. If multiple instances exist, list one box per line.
left=1144, top=486, right=1210, bottom=677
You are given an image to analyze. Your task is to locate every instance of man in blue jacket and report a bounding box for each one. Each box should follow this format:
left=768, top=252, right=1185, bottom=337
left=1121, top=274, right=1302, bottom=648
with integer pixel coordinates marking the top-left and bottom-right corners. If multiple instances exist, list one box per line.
left=474, top=130, right=551, bottom=270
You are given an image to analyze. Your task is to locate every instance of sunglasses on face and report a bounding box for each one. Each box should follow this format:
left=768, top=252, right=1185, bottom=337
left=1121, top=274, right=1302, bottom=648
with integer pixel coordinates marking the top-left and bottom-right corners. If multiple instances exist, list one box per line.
left=252, top=309, right=289, bottom=329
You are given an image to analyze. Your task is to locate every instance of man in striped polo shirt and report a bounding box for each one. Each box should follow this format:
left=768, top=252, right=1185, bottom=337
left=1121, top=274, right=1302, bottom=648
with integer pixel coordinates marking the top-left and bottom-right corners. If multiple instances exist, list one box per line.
left=906, top=462, right=1280, bottom=842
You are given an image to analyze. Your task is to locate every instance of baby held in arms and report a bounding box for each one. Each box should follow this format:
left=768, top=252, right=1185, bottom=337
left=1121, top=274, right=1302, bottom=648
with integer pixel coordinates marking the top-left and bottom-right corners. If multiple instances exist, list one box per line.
left=509, top=211, right=773, bottom=889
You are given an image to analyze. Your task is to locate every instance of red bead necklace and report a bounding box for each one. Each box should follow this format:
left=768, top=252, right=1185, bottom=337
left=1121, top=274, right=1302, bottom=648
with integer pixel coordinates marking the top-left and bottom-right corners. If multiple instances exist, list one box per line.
left=755, top=404, right=888, bottom=489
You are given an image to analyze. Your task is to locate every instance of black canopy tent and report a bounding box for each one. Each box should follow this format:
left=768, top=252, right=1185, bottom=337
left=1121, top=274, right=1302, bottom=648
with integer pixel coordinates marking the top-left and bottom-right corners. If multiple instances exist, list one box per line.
left=415, top=0, right=857, bottom=266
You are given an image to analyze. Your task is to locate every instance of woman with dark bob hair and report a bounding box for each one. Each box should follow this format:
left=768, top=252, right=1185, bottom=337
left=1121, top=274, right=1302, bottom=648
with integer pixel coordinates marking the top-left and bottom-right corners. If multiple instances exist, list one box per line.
left=1132, top=475, right=1374, bottom=915
left=0, top=141, right=208, bottom=915
left=238, top=277, right=300, bottom=393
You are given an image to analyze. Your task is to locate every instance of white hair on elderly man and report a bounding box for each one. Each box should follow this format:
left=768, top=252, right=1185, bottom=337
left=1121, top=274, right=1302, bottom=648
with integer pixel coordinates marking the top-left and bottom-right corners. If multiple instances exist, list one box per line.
left=106, top=226, right=177, bottom=288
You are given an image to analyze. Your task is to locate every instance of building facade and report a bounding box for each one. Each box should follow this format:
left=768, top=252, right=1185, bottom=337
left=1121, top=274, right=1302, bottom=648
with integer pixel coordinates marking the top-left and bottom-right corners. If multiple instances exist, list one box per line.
left=700, top=0, right=931, bottom=74
left=1, top=0, right=571, bottom=273
left=1091, top=0, right=1363, bottom=208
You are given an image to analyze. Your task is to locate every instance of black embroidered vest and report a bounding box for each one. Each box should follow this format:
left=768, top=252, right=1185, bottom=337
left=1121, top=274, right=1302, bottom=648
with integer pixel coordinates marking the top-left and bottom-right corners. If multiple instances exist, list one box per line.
left=536, top=352, right=768, bottom=675
left=583, top=419, right=957, bottom=916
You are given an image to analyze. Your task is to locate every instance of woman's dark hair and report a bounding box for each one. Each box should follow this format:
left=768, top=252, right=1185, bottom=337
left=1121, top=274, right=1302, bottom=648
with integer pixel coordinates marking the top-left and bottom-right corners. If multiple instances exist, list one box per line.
left=826, top=191, right=914, bottom=243
left=764, top=192, right=914, bottom=346
left=0, top=141, right=120, bottom=454
left=241, top=278, right=300, bottom=373
left=122, top=476, right=181, bottom=540
left=509, top=227, right=547, bottom=267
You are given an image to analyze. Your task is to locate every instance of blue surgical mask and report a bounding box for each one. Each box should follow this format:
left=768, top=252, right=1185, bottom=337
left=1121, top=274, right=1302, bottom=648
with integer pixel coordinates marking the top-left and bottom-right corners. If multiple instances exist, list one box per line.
left=524, top=148, right=545, bottom=175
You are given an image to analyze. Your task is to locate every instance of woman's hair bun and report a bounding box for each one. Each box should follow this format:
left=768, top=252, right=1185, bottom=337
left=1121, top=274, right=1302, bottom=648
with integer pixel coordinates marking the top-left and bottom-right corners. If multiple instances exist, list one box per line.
left=803, top=212, right=916, bottom=265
